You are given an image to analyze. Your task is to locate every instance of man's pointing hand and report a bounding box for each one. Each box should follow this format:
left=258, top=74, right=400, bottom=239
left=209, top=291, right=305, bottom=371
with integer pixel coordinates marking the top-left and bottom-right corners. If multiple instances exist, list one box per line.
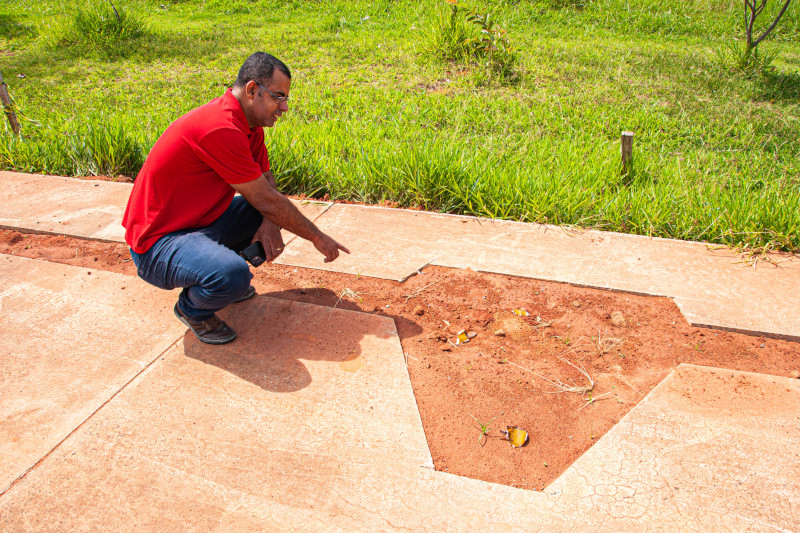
left=313, top=233, right=350, bottom=263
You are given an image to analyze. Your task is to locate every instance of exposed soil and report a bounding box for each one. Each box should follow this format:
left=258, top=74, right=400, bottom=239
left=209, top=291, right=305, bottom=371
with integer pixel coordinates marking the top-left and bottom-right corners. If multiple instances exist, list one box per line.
left=3, top=229, right=799, bottom=491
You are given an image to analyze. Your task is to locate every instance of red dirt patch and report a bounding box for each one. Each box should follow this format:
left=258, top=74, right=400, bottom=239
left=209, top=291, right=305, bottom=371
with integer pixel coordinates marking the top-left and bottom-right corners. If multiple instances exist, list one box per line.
left=82, top=175, right=135, bottom=183
left=3, top=229, right=799, bottom=491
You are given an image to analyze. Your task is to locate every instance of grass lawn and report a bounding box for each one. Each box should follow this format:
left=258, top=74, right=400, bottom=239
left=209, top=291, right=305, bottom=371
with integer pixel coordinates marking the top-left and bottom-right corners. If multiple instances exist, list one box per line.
left=1, top=0, right=799, bottom=252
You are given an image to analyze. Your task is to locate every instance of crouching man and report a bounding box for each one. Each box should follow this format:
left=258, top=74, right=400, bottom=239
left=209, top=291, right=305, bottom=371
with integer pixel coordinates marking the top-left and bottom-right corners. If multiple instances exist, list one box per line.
left=122, top=52, right=348, bottom=345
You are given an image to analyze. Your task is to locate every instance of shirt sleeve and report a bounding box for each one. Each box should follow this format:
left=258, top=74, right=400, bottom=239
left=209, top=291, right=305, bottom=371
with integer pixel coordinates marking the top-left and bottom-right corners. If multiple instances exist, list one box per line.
left=193, top=127, right=263, bottom=184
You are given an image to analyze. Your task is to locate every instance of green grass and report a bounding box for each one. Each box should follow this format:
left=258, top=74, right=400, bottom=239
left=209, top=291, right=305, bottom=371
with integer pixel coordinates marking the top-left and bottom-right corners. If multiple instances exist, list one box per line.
left=0, top=0, right=799, bottom=252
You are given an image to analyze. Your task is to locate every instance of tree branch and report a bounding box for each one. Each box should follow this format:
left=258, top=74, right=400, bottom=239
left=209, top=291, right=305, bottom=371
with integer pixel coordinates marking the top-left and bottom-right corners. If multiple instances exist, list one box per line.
left=754, top=0, right=793, bottom=47
left=108, top=1, right=121, bottom=23
left=745, top=0, right=756, bottom=47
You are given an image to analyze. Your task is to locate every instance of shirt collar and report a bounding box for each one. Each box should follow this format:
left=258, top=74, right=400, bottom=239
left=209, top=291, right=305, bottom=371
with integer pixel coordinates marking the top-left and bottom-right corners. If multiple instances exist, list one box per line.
left=223, top=88, right=257, bottom=134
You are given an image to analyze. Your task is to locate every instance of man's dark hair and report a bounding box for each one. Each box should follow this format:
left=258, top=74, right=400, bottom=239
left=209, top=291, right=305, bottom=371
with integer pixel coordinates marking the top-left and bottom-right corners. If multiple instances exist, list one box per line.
left=234, top=52, right=291, bottom=87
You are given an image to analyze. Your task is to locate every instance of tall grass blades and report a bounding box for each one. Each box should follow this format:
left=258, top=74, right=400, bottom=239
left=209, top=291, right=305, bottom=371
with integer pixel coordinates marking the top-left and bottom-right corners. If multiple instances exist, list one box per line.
left=716, top=40, right=780, bottom=73
left=0, top=113, right=147, bottom=178
left=0, top=14, right=38, bottom=42
left=69, top=119, right=145, bottom=177
left=52, top=0, right=147, bottom=55
left=2, top=0, right=800, bottom=253
left=431, top=1, right=473, bottom=62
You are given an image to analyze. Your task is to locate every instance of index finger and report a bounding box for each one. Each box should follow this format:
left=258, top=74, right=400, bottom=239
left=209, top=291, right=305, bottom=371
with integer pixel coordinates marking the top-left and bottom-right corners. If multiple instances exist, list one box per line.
left=337, top=242, right=350, bottom=255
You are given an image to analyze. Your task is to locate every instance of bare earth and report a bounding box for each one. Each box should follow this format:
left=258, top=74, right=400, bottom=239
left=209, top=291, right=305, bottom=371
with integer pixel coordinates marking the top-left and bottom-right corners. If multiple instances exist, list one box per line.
left=3, top=228, right=798, bottom=492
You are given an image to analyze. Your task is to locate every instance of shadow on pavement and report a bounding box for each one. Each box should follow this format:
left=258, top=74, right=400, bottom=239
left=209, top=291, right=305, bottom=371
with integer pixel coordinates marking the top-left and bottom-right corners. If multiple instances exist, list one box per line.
left=182, top=291, right=420, bottom=393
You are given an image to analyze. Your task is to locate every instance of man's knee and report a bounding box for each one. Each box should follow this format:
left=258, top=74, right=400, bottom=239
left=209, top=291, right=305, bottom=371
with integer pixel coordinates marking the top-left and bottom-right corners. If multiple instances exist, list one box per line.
left=203, top=257, right=251, bottom=296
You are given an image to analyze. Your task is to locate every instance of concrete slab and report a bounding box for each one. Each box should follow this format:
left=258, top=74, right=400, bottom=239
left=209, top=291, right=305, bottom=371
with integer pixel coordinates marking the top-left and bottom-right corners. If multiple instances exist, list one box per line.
left=184, top=296, right=433, bottom=467
left=547, top=364, right=800, bottom=531
left=279, top=198, right=332, bottom=245
left=4, top=170, right=800, bottom=338
left=0, top=171, right=332, bottom=246
left=0, top=172, right=130, bottom=241
left=0, top=431, right=562, bottom=531
left=0, top=254, right=183, bottom=493
left=278, top=204, right=800, bottom=339
left=276, top=204, right=437, bottom=281
left=0, top=296, right=570, bottom=530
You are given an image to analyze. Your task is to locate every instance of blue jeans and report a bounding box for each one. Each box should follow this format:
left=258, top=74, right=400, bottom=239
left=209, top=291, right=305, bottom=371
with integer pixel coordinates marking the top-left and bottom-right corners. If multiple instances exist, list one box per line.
left=130, top=196, right=263, bottom=320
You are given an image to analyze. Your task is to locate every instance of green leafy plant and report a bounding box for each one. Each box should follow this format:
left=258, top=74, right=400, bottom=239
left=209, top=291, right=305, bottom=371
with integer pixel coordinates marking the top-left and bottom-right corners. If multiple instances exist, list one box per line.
left=434, top=0, right=518, bottom=80
left=468, top=414, right=495, bottom=446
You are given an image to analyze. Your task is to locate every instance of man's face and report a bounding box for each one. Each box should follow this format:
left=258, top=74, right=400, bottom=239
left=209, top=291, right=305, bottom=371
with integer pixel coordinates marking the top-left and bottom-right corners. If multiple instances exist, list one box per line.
left=248, top=70, right=291, bottom=129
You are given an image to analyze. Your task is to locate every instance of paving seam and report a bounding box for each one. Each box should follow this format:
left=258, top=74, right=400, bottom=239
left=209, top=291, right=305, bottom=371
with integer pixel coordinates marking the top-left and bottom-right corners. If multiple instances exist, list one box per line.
left=543, top=366, right=678, bottom=496
left=0, top=225, right=126, bottom=244
left=0, top=335, right=184, bottom=498
left=677, top=317, right=800, bottom=343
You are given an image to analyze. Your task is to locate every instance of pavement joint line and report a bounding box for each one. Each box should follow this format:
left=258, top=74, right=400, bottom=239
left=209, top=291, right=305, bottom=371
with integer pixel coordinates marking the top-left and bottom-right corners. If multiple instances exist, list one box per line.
left=0, top=224, right=122, bottom=244
left=682, top=320, right=800, bottom=343
left=0, top=334, right=184, bottom=499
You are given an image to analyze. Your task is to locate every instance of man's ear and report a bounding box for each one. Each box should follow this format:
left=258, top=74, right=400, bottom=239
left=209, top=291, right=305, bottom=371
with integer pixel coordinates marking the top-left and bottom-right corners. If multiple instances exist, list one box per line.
left=245, top=80, right=258, bottom=99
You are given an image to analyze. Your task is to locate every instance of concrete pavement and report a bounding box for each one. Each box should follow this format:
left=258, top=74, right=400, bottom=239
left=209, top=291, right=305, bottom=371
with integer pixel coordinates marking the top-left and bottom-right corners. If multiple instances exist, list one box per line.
left=1, top=171, right=799, bottom=530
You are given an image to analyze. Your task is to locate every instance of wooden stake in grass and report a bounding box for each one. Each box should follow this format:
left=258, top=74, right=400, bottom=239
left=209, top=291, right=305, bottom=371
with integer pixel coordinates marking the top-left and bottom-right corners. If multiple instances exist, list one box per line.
left=0, top=71, right=21, bottom=135
left=621, top=131, right=633, bottom=176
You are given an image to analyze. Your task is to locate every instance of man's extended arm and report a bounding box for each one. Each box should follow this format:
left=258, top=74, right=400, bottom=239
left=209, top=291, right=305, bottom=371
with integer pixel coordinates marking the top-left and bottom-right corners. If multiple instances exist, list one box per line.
left=231, top=173, right=349, bottom=263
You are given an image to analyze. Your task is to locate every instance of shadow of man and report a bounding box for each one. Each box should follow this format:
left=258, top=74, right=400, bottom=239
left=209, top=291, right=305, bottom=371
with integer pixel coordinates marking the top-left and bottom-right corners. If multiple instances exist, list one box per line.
left=182, top=291, right=418, bottom=393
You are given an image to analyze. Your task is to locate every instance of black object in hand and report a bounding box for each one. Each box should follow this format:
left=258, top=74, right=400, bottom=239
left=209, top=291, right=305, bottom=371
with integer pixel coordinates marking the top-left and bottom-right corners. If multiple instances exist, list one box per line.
left=239, top=242, right=266, bottom=267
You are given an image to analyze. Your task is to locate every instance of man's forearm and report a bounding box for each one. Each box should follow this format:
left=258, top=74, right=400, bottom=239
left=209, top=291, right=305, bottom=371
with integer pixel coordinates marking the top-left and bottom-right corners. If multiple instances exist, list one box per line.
left=233, top=175, right=323, bottom=244
left=260, top=192, right=323, bottom=244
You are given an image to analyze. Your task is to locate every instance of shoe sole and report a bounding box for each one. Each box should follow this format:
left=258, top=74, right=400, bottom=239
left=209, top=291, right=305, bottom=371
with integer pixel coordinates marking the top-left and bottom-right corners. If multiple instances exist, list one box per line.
left=174, top=305, right=237, bottom=345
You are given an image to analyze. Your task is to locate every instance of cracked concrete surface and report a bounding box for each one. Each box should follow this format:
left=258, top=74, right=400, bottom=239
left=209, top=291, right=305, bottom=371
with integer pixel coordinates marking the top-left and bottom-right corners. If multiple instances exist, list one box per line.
left=0, top=254, right=184, bottom=493
left=2, top=174, right=800, bottom=530
left=548, top=364, right=800, bottom=531
left=1, top=258, right=799, bottom=530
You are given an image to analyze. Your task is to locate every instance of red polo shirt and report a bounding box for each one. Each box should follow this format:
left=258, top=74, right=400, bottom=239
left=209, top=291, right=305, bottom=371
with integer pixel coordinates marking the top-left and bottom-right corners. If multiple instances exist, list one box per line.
left=122, top=89, right=270, bottom=253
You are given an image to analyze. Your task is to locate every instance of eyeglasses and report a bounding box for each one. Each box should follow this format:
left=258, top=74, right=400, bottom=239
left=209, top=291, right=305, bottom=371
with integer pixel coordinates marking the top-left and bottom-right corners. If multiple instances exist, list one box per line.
left=256, top=82, right=290, bottom=103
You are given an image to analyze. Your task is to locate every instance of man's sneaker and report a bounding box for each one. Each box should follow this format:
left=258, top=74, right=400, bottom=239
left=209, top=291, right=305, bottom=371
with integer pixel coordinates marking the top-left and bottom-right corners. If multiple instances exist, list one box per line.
left=174, top=303, right=237, bottom=345
left=233, top=285, right=256, bottom=303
